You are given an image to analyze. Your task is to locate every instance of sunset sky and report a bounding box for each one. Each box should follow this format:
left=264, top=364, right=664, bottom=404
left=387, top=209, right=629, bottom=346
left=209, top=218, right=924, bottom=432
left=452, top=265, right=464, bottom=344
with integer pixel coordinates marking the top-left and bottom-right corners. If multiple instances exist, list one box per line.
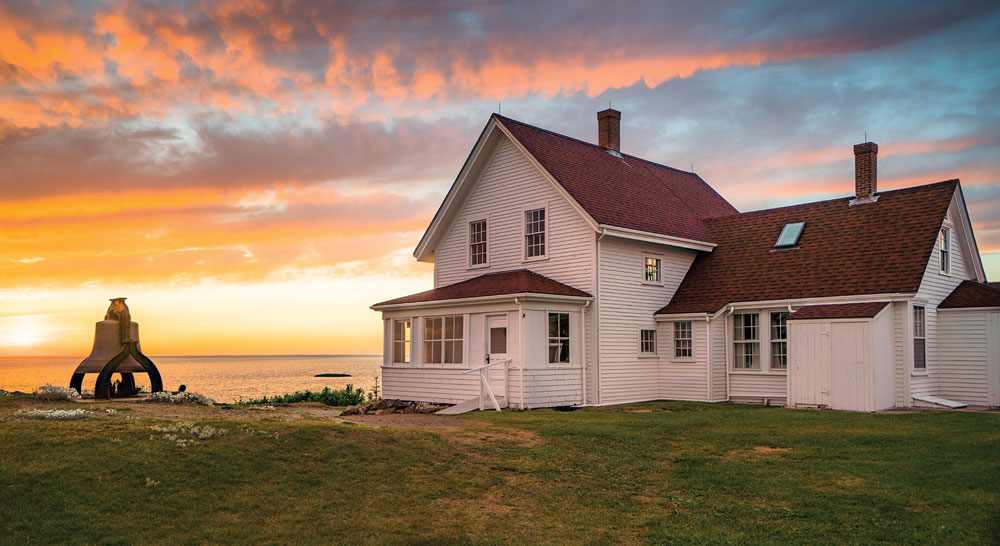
left=1, top=1, right=999, bottom=356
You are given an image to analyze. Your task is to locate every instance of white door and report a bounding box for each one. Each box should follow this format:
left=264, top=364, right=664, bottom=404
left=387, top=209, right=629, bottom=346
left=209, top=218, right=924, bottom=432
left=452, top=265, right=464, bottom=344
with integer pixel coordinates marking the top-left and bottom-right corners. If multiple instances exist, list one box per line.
left=830, top=322, right=873, bottom=411
left=487, top=316, right=508, bottom=398
left=989, top=312, right=1000, bottom=407
left=789, top=321, right=832, bottom=407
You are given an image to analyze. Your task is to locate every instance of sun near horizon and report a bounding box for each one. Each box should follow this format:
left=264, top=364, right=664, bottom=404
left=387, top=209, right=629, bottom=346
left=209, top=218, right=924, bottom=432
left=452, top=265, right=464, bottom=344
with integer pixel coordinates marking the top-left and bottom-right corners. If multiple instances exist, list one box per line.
left=2, top=2, right=999, bottom=358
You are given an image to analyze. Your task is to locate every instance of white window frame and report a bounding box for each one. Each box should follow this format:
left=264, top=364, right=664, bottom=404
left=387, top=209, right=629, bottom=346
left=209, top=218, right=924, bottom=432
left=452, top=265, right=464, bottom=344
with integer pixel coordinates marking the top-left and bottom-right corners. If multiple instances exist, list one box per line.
left=423, top=315, right=464, bottom=366
left=392, top=318, right=411, bottom=365
left=939, top=227, right=951, bottom=275
left=733, top=313, right=760, bottom=370
left=468, top=218, right=489, bottom=269
left=769, top=312, right=788, bottom=371
left=523, top=206, right=549, bottom=262
left=913, top=305, right=926, bottom=371
left=673, top=321, right=693, bottom=359
left=639, top=328, right=657, bottom=357
left=547, top=312, right=570, bottom=364
left=642, top=253, right=663, bottom=285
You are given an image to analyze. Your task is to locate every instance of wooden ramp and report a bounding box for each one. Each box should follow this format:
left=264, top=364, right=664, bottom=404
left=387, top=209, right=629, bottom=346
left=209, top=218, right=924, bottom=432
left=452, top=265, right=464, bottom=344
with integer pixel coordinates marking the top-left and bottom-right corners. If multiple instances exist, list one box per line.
left=437, top=397, right=507, bottom=415
left=912, top=395, right=967, bottom=409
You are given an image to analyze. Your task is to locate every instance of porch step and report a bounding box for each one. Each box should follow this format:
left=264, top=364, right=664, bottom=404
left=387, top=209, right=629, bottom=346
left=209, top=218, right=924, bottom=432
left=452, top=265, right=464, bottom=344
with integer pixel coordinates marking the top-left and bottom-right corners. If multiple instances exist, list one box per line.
left=437, top=396, right=507, bottom=415
left=912, top=395, right=967, bottom=409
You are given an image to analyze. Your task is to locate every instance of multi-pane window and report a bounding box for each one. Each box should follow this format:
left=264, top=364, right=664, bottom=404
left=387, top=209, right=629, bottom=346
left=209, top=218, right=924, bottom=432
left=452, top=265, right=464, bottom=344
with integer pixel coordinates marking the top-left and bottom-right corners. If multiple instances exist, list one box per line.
left=423, top=316, right=463, bottom=365
left=913, top=306, right=926, bottom=370
left=940, top=228, right=950, bottom=274
left=548, top=312, right=570, bottom=364
left=392, top=319, right=411, bottom=364
left=733, top=313, right=760, bottom=370
left=525, top=208, right=546, bottom=258
left=770, top=312, right=789, bottom=370
left=469, top=220, right=487, bottom=266
left=640, top=329, right=657, bottom=355
left=644, top=256, right=661, bottom=283
left=674, top=321, right=692, bottom=358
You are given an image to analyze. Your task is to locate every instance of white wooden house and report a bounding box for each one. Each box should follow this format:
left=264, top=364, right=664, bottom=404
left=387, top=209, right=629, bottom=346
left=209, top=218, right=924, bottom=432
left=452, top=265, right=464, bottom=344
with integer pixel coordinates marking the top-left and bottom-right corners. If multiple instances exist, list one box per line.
left=372, top=110, right=999, bottom=411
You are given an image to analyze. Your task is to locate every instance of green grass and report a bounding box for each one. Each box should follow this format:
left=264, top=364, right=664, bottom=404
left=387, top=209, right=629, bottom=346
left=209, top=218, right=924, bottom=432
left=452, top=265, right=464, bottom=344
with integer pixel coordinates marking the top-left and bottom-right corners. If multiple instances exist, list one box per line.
left=1, top=400, right=998, bottom=545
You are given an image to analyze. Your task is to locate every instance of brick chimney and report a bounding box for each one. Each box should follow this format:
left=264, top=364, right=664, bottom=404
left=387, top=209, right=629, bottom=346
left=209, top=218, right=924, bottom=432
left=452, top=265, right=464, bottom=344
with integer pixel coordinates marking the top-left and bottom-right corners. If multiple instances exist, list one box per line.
left=853, top=141, right=878, bottom=200
left=597, top=108, right=621, bottom=152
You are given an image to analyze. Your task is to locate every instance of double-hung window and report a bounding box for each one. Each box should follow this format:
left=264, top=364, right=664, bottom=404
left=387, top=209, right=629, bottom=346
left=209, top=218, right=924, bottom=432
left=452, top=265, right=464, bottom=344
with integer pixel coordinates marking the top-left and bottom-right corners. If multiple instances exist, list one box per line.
left=392, top=319, right=411, bottom=364
left=548, top=312, right=570, bottom=364
left=469, top=220, right=487, bottom=266
left=423, top=316, right=463, bottom=365
left=640, top=329, right=657, bottom=355
left=939, top=228, right=950, bottom=274
left=913, top=306, right=926, bottom=370
left=770, top=312, right=788, bottom=370
left=525, top=208, right=546, bottom=258
left=644, top=256, right=661, bottom=283
left=733, top=313, right=760, bottom=370
left=674, top=322, right=692, bottom=358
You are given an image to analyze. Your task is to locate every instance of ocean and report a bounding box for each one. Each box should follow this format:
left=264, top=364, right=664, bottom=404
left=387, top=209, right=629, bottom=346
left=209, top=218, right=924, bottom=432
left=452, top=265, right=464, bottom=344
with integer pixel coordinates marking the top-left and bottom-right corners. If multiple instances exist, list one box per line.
left=0, top=355, right=382, bottom=403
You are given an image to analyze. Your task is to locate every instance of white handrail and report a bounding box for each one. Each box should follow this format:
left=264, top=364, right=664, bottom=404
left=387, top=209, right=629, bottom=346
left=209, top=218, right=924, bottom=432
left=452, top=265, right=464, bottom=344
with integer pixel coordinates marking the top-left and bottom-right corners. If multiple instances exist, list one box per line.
left=462, top=359, right=508, bottom=411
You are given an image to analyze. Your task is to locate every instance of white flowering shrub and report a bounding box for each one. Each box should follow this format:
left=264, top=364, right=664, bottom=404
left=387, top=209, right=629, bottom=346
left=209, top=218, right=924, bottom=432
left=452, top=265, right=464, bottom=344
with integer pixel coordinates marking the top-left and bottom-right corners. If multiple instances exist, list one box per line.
left=18, top=408, right=90, bottom=420
left=149, top=422, right=228, bottom=447
left=141, top=391, right=215, bottom=406
left=33, top=385, right=81, bottom=401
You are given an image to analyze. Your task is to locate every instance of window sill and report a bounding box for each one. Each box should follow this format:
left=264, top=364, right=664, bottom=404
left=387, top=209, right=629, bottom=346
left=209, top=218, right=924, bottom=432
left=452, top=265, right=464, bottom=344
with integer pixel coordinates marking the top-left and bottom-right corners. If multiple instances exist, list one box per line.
left=730, top=370, right=786, bottom=375
left=546, top=364, right=578, bottom=369
left=911, top=370, right=928, bottom=377
left=640, top=281, right=664, bottom=287
left=670, top=358, right=696, bottom=363
left=523, top=255, right=549, bottom=264
left=467, top=263, right=490, bottom=270
left=637, top=354, right=658, bottom=359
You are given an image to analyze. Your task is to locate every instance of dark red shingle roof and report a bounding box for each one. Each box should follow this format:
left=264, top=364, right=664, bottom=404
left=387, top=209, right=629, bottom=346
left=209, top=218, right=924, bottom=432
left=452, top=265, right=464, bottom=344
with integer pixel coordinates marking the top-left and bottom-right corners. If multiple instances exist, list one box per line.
left=496, top=115, right=736, bottom=243
left=788, top=302, right=889, bottom=320
left=373, top=269, right=591, bottom=307
left=657, top=180, right=959, bottom=315
left=939, top=280, right=1000, bottom=309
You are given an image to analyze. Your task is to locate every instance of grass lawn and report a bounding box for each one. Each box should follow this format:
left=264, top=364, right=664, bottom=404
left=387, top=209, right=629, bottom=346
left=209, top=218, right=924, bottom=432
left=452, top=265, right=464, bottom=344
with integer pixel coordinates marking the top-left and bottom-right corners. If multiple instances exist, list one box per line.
left=1, top=398, right=998, bottom=545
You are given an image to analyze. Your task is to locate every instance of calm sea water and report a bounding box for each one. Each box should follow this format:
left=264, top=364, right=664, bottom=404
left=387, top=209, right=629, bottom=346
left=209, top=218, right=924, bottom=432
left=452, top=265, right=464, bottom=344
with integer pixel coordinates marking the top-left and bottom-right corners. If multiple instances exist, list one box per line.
left=0, top=355, right=382, bottom=403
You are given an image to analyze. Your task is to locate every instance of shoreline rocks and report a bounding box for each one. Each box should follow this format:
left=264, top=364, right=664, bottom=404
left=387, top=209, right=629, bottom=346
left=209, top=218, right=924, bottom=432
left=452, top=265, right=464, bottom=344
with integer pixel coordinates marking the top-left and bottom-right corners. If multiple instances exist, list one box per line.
left=340, top=399, right=445, bottom=416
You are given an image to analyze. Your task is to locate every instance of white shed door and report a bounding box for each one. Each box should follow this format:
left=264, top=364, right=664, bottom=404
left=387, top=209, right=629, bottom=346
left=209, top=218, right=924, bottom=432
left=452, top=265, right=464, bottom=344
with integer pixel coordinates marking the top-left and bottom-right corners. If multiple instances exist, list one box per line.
left=789, top=322, right=832, bottom=407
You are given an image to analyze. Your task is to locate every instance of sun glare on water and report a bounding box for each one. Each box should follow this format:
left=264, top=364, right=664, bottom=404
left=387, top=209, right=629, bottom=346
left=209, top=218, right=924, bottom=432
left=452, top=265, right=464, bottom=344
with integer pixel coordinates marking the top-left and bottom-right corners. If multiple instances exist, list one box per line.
left=0, top=315, right=47, bottom=349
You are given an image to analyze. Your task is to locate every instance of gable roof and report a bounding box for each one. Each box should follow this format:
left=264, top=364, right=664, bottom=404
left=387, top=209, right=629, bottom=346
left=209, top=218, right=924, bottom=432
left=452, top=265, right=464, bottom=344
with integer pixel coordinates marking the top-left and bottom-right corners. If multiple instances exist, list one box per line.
left=657, top=179, right=960, bottom=315
left=939, top=280, right=1000, bottom=309
left=496, top=115, right=737, bottom=243
left=788, top=302, right=889, bottom=320
left=372, top=269, right=591, bottom=308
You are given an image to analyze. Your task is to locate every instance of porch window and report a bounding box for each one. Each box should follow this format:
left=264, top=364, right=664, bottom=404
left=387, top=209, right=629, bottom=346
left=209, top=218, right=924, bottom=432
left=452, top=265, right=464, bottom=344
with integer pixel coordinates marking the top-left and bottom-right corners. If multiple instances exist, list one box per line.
left=913, top=306, right=926, bottom=370
left=548, top=312, right=570, bottom=364
left=770, top=312, right=788, bottom=370
left=644, top=256, right=661, bottom=283
left=423, top=315, right=463, bottom=365
left=392, top=319, right=411, bottom=364
left=939, top=228, right=950, bottom=274
left=640, top=329, right=657, bottom=355
left=733, top=313, right=760, bottom=370
left=673, top=321, right=692, bottom=358
left=469, top=220, right=487, bottom=266
left=525, top=208, right=546, bottom=258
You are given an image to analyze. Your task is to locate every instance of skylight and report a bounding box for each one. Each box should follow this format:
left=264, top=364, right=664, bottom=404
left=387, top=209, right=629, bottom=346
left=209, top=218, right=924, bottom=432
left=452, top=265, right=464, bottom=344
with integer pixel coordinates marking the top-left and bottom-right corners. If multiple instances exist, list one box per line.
left=775, top=222, right=805, bottom=248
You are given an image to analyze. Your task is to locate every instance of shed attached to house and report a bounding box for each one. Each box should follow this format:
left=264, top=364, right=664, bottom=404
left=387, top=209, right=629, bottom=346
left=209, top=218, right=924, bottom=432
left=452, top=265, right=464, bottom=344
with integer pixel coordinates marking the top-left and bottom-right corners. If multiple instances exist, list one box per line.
left=787, top=302, right=895, bottom=412
left=936, top=281, right=1000, bottom=406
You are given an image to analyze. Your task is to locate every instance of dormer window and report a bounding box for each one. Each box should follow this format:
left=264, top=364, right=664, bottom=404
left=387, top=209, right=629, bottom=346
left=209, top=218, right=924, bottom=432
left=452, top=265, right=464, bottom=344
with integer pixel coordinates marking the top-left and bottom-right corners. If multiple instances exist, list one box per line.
left=775, top=222, right=805, bottom=248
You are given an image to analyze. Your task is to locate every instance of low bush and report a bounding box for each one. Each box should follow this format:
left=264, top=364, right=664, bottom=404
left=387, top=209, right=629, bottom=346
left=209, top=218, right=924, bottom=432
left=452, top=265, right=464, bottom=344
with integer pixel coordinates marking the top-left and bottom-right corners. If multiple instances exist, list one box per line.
left=17, top=408, right=90, bottom=420
left=141, top=391, right=215, bottom=406
left=243, top=385, right=374, bottom=407
left=33, top=385, right=81, bottom=401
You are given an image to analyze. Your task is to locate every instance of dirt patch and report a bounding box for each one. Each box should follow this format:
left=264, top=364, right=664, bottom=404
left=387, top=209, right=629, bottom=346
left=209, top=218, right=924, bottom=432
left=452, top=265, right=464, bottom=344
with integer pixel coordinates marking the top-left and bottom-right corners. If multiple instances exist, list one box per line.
left=836, top=476, right=865, bottom=488
left=626, top=409, right=652, bottom=413
left=906, top=500, right=932, bottom=512
left=726, top=446, right=791, bottom=460
left=448, top=428, right=543, bottom=447
left=337, top=413, right=483, bottom=429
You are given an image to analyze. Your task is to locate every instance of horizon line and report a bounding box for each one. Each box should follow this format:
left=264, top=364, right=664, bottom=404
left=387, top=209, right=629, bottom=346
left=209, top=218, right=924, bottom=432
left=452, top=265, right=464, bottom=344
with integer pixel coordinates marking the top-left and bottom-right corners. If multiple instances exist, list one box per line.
left=0, top=353, right=382, bottom=359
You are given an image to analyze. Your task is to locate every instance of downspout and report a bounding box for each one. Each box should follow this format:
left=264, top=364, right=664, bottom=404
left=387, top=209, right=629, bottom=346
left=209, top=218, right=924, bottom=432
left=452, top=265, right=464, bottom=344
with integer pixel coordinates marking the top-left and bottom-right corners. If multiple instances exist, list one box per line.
left=724, top=305, right=734, bottom=401
left=596, top=228, right=607, bottom=405
left=515, top=297, right=526, bottom=410
left=581, top=300, right=591, bottom=406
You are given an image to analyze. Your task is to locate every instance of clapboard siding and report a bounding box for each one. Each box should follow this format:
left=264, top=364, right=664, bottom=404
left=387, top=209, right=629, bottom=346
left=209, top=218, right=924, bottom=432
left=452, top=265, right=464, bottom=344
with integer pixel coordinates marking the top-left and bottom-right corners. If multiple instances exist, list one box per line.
left=892, top=302, right=907, bottom=406
left=524, top=368, right=584, bottom=408
left=659, top=319, right=709, bottom=401
left=434, top=138, right=595, bottom=293
left=381, top=367, right=481, bottom=404
left=938, top=310, right=991, bottom=404
left=729, top=374, right=787, bottom=399
left=710, top=316, right=728, bottom=401
left=598, top=237, right=697, bottom=404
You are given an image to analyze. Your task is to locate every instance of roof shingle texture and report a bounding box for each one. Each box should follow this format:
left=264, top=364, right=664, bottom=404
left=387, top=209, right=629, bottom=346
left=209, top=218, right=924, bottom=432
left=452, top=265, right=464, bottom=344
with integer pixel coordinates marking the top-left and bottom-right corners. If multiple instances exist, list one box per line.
left=374, top=269, right=591, bottom=307
left=496, top=115, right=736, bottom=243
left=657, top=180, right=959, bottom=315
left=787, top=302, right=889, bottom=320
left=939, top=280, right=1000, bottom=309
